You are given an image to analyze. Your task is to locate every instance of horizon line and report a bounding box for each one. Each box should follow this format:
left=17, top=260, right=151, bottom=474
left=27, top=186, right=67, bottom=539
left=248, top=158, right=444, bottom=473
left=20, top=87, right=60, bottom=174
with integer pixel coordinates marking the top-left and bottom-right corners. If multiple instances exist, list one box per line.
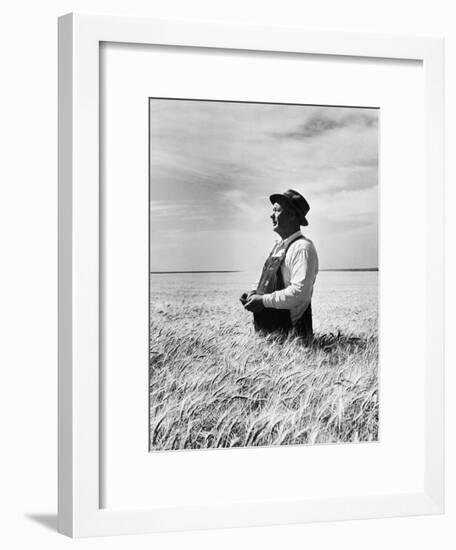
left=150, top=268, right=379, bottom=274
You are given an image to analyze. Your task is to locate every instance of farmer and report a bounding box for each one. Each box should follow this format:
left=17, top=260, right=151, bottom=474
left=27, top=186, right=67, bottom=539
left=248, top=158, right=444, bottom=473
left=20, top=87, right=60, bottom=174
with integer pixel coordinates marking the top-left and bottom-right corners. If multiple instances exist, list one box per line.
left=241, top=189, right=319, bottom=343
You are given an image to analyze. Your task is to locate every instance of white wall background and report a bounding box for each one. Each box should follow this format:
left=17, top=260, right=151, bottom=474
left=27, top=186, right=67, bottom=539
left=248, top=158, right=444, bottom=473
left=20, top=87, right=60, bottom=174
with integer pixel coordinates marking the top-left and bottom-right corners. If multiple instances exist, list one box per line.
left=0, top=1, right=454, bottom=548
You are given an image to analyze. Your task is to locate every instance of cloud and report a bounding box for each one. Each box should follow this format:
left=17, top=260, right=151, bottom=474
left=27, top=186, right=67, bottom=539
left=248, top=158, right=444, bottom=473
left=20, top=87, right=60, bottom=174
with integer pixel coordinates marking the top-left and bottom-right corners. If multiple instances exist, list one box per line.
left=150, top=199, right=216, bottom=228
left=272, top=110, right=378, bottom=140
left=150, top=103, right=379, bottom=203
left=314, top=214, right=376, bottom=233
left=150, top=199, right=194, bottom=216
left=274, top=117, right=343, bottom=140
left=217, top=189, right=266, bottom=223
left=311, top=186, right=378, bottom=225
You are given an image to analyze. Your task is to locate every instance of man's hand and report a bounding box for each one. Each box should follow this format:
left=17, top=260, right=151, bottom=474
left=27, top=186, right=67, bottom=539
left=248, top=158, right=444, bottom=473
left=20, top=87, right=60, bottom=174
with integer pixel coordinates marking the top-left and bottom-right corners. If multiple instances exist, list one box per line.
left=239, top=290, right=256, bottom=305
left=244, top=294, right=265, bottom=312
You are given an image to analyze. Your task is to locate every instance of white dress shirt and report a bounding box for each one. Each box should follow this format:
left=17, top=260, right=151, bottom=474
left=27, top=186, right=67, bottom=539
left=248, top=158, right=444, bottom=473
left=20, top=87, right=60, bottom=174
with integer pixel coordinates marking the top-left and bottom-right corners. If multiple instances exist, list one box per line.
left=261, top=230, right=319, bottom=325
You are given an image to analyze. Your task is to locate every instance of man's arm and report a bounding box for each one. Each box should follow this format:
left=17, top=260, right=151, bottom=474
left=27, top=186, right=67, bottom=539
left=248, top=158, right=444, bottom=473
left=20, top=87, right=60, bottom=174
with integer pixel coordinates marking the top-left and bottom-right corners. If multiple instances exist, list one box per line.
left=262, top=245, right=317, bottom=311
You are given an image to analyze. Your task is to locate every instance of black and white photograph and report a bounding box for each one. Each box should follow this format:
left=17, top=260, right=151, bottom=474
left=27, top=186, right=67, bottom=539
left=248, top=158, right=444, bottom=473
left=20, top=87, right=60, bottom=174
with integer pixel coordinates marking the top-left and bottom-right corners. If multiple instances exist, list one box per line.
left=149, top=98, right=379, bottom=451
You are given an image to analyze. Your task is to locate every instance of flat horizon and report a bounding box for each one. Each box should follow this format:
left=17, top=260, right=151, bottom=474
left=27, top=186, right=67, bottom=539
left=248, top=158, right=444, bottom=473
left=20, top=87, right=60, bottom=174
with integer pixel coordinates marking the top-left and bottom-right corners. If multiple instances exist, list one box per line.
left=150, top=268, right=379, bottom=274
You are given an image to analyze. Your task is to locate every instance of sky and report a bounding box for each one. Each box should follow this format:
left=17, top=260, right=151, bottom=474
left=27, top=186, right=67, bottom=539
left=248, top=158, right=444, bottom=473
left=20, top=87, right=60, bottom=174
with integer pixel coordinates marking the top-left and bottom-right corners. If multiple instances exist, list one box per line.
left=149, top=99, right=378, bottom=272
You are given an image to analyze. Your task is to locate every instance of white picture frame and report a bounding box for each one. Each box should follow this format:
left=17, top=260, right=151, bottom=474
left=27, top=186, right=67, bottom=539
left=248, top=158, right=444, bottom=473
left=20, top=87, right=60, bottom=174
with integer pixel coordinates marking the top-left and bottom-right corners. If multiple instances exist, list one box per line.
left=58, top=13, right=444, bottom=537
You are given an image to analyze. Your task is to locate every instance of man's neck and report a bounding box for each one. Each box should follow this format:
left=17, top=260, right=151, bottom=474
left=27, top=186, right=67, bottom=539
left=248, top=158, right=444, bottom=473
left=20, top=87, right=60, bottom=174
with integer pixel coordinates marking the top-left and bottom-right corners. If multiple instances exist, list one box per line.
left=277, top=227, right=301, bottom=241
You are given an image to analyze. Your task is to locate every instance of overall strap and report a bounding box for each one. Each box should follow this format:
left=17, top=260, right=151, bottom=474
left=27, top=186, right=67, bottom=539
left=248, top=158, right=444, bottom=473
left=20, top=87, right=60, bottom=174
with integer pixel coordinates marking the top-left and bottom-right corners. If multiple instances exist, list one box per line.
left=276, top=235, right=304, bottom=289
left=257, top=235, right=304, bottom=294
left=281, top=234, right=304, bottom=259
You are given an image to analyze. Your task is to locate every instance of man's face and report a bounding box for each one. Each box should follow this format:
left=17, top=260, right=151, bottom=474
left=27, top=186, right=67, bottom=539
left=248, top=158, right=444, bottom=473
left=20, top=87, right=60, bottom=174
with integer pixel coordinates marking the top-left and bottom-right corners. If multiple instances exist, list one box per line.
left=270, top=201, right=290, bottom=234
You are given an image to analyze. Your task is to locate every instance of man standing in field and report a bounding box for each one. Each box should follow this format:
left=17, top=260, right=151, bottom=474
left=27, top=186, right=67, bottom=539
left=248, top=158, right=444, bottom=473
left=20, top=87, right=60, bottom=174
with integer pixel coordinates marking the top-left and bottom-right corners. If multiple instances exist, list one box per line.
left=241, top=189, right=319, bottom=343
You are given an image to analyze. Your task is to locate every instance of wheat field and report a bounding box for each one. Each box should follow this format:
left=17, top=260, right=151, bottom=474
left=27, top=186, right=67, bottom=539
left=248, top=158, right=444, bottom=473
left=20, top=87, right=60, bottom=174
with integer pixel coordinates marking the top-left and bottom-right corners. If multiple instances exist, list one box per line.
left=149, top=271, right=378, bottom=451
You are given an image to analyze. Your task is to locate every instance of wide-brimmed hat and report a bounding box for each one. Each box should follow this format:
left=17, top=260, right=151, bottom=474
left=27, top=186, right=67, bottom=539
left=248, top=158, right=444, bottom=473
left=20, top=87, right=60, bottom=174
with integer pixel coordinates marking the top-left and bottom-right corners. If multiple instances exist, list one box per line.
left=269, top=189, right=310, bottom=226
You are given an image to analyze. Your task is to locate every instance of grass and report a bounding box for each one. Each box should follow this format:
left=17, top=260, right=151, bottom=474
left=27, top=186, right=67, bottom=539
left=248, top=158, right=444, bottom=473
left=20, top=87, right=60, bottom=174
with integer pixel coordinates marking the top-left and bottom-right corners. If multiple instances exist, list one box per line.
left=149, top=272, right=378, bottom=451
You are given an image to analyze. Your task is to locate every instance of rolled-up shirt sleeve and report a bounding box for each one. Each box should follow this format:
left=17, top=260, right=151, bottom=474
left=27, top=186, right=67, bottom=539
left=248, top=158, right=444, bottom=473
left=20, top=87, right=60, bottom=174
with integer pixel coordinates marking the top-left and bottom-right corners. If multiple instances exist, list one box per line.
left=262, top=247, right=316, bottom=311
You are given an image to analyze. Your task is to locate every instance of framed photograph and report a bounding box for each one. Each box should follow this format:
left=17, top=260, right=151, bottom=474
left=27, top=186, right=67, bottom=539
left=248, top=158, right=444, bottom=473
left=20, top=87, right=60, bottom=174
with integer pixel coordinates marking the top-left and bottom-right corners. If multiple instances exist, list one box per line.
left=58, top=13, right=444, bottom=537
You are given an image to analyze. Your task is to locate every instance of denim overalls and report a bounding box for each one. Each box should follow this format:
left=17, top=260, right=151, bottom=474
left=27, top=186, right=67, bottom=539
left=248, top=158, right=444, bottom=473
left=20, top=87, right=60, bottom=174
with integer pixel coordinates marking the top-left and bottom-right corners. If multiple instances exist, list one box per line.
left=253, top=236, right=313, bottom=342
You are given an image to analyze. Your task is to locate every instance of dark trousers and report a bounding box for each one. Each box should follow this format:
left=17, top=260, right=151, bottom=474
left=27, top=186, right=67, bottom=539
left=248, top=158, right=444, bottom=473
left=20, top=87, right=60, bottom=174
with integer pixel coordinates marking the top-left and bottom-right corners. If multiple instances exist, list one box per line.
left=292, top=304, right=313, bottom=344
left=254, top=303, right=313, bottom=344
